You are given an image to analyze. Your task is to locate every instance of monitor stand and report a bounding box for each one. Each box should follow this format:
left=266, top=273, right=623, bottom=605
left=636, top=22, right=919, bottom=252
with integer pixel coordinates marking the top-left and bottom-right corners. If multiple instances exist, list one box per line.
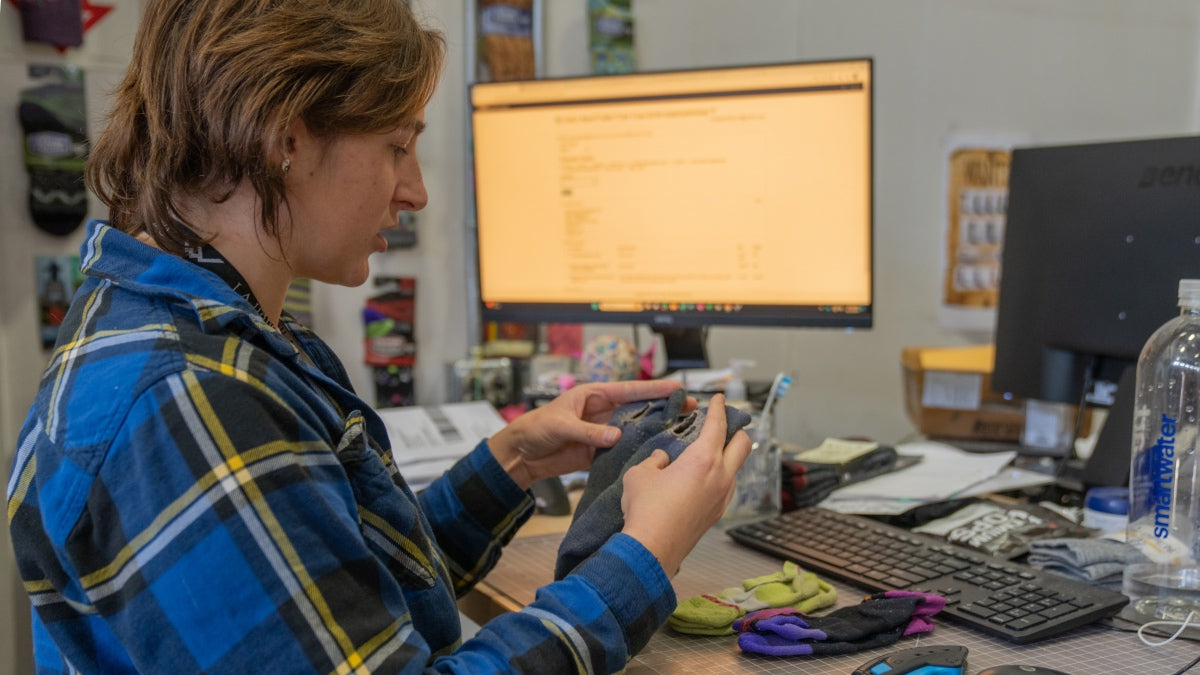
left=652, top=326, right=709, bottom=372
left=1081, top=365, right=1136, bottom=488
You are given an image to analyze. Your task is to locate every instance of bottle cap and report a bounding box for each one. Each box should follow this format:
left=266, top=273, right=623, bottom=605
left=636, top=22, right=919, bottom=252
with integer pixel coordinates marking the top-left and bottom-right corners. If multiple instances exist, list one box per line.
left=1085, top=486, right=1129, bottom=516
left=1178, top=279, right=1200, bottom=307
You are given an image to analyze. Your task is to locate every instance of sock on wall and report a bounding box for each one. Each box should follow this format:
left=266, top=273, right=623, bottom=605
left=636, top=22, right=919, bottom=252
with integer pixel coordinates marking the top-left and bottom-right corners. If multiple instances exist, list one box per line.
left=19, top=78, right=89, bottom=236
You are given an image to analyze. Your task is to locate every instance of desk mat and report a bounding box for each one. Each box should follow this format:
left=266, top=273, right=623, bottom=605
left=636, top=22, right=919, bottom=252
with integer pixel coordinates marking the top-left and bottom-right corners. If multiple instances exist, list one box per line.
left=479, top=529, right=1197, bottom=674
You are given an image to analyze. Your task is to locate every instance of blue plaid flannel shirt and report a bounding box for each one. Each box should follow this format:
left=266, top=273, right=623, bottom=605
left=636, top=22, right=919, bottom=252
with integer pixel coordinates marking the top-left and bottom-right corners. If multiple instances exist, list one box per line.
left=7, top=221, right=676, bottom=673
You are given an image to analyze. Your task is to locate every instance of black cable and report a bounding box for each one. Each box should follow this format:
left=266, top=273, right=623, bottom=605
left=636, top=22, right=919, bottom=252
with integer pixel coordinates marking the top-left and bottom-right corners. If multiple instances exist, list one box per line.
left=1170, top=652, right=1200, bottom=675
left=1051, top=355, right=1095, bottom=484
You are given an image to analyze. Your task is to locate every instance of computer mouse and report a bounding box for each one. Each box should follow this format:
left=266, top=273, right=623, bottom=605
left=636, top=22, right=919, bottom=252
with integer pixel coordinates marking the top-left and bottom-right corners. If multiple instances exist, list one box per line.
left=852, top=645, right=968, bottom=674
left=974, top=662, right=1070, bottom=667
left=530, top=477, right=571, bottom=516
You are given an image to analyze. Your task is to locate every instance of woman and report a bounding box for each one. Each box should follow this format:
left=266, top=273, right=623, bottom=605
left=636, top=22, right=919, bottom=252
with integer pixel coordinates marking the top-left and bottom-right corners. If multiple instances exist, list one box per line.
left=6, top=0, right=752, bottom=672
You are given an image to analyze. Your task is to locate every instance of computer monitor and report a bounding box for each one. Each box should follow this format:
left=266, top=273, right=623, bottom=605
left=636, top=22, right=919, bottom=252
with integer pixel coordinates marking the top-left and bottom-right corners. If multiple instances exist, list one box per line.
left=991, top=135, right=1200, bottom=485
left=468, top=58, right=873, bottom=370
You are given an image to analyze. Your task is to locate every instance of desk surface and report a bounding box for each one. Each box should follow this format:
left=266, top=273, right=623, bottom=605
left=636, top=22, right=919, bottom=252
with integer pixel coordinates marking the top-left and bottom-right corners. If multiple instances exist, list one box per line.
left=474, top=527, right=1197, bottom=674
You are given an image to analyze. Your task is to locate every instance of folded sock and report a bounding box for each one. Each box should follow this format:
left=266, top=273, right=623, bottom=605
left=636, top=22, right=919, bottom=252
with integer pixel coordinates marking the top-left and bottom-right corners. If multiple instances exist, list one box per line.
left=1027, top=538, right=1149, bottom=590
left=780, top=445, right=899, bottom=512
left=733, top=590, right=946, bottom=657
left=554, top=393, right=752, bottom=579
left=668, top=562, right=838, bottom=635
left=780, top=461, right=840, bottom=510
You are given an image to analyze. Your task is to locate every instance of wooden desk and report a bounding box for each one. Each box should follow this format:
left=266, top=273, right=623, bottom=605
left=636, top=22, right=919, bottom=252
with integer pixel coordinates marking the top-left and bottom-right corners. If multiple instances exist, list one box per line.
left=460, top=513, right=1198, bottom=674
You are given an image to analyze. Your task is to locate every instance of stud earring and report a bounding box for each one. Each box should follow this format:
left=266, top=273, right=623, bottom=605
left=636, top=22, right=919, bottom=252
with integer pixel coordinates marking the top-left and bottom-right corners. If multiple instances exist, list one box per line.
left=282, top=158, right=292, bottom=173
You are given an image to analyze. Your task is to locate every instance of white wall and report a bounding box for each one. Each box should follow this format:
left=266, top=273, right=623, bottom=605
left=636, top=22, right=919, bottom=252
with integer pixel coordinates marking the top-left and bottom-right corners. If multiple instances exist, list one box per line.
left=316, top=0, right=1200, bottom=447
left=2, top=1, right=1199, bottom=671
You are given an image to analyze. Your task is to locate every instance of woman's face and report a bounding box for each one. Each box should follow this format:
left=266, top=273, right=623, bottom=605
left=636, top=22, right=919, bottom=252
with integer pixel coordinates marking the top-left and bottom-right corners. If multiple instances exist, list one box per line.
left=281, top=111, right=428, bottom=287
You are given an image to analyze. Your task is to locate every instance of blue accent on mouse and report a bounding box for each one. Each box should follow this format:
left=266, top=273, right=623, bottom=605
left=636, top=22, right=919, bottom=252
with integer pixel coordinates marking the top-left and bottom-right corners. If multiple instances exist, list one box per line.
left=852, top=645, right=968, bottom=675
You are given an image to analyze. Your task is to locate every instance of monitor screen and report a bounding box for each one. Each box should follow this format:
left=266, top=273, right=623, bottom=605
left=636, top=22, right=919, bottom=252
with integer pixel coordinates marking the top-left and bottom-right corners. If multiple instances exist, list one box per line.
left=468, top=58, right=874, bottom=363
left=991, top=135, right=1200, bottom=484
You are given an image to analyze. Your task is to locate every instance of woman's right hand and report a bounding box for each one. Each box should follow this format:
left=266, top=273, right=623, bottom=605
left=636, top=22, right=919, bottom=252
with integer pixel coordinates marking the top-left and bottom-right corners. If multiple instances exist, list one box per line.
left=618, top=394, right=753, bottom=577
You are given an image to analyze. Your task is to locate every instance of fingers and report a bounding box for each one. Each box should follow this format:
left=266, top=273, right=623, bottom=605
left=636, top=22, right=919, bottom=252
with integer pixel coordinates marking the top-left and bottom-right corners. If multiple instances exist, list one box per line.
left=642, top=448, right=670, bottom=470
left=697, top=396, right=752, bottom=471
left=562, top=416, right=625, bottom=451
left=682, top=395, right=699, bottom=413
left=695, top=393, right=730, bottom=451
left=585, top=378, right=683, bottom=406
left=590, top=422, right=621, bottom=448
left=723, top=429, right=754, bottom=470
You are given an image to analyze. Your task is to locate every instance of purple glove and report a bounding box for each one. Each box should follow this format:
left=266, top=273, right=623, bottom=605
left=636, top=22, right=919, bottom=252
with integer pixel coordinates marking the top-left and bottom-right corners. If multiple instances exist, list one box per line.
left=734, top=591, right=946, bottom=657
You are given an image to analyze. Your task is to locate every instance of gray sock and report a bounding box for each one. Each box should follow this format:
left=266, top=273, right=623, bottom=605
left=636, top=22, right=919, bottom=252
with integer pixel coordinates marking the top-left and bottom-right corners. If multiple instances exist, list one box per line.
left=554, top=397, right=751, bottom=579
left=572, top=389, right=687, bottom=518
left=1027, top=538, right=1148, bottom=589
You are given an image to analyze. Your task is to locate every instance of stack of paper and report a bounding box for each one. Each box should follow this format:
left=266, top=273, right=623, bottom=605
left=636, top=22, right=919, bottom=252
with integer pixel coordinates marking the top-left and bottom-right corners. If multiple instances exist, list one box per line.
left=821, top=440, right=1053, bottom=515
left=377, top=401, right=508, bottom=492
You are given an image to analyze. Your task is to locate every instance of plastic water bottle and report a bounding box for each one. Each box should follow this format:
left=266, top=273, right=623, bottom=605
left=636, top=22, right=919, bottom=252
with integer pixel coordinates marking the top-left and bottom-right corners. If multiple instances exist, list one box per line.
left=1122, top=278, right=1200, bottom=622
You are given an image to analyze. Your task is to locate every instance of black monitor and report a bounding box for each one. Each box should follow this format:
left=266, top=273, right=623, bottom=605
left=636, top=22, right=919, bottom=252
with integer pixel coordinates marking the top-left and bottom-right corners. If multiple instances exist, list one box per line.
left=468, top=58, right=873, bottom=370
left=992, top=135, right=1200, bottom=485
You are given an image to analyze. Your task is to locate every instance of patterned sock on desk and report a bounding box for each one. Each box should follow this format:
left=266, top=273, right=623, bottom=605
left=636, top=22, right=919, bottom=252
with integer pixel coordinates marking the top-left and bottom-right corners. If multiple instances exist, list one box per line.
left=733, top=590, right=946, bottom=657
left=669, top=561, right=838, bottom=635
left=554, top=394, right=752, bottom=580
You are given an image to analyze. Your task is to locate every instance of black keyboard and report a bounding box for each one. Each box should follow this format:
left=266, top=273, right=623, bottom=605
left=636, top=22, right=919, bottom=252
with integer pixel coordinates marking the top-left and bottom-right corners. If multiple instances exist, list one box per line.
left=726, top=507, right=1129, bottom=644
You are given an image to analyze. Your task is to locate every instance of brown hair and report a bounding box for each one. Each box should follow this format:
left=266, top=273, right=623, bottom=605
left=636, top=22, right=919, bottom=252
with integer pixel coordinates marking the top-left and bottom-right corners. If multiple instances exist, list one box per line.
left=85, top=0, right=446, bottom=254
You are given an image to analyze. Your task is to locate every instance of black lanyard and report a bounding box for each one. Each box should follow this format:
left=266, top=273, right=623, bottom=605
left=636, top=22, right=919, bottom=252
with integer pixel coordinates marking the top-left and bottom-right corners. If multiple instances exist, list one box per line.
left=180, top=239, right=315, bottom=367
left=182, top=242, right=273, bottom=326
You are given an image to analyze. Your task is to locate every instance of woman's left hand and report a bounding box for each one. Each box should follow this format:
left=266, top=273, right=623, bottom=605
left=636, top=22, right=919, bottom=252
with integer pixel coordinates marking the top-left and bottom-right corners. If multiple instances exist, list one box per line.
left=488, top=379, right=694, bottom=490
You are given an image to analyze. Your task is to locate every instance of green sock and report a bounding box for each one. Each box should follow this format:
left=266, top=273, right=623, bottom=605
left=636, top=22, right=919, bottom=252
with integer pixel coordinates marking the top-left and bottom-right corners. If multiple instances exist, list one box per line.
left=667, top=594, right=745, bottom=635
left=668, top=563, right=838, bottom=636
left=791, top=573, right=838, bottom=614
left=741, top=560, right=800, bottom=589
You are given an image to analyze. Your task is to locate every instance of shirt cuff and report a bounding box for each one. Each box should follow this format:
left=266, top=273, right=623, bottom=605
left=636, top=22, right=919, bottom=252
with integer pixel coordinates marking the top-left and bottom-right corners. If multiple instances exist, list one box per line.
left=572, top=533, right=677, bottom=652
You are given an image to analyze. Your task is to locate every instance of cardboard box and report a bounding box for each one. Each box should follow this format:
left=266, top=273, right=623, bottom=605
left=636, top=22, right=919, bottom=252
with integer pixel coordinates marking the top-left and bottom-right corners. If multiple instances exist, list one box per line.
left=901, top=344, right=1026, bottom=442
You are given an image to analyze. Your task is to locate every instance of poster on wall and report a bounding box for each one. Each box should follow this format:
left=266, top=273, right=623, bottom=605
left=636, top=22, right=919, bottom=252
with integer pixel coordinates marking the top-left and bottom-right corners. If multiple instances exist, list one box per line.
left=940, top=132, right=1029, bottom=331
left=35, top=254, right=83, bottom=349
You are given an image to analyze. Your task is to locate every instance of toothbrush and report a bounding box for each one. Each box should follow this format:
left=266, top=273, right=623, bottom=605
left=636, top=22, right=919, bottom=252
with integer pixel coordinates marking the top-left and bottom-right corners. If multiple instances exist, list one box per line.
left=757, top=373, right=792, bottom=442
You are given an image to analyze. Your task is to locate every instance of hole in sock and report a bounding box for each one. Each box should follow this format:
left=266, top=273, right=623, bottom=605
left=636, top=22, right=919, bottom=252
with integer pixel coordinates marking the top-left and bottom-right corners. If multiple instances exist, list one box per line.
left=671, top=412, right=700, bottom=437
left=617, top=400, right=657, bottom=425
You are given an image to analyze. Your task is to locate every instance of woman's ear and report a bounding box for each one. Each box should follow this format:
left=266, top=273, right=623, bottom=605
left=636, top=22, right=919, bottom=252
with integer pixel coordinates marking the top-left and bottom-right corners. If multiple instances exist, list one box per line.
left=285, top=116, right=313, bottom=154
left=264, top=106, right=310, bottom=157
left=277, top=116, right=320, bottom=175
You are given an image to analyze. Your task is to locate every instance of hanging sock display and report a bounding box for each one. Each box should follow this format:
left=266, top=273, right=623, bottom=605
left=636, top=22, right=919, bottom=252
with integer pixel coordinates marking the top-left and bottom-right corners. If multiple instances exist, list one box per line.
left=365, top=277, right=418, bottom=407
left=588, top=0, right=635, bottom=74
left=478, top=0, right=535, bottom=81
left=19, top=64, right=89, bottom=237
left=17, top=0, right=84, bottom=47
